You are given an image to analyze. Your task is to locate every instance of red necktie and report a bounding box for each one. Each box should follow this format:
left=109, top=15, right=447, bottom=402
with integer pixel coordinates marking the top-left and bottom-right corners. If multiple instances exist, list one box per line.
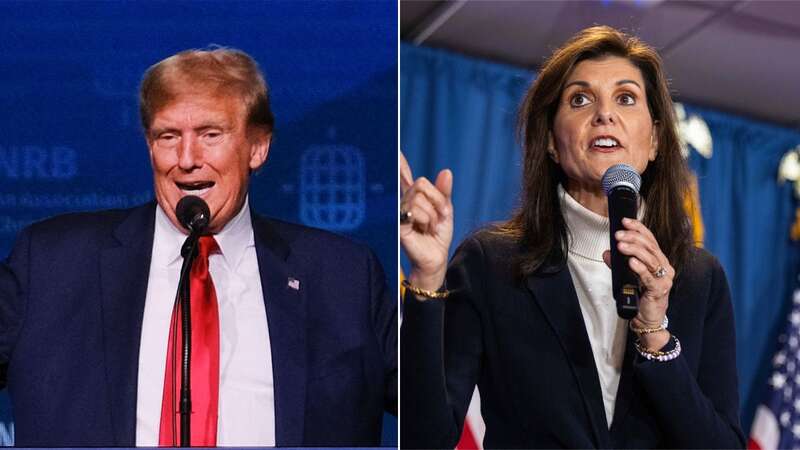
left=159, top=236, right=220, bottom=447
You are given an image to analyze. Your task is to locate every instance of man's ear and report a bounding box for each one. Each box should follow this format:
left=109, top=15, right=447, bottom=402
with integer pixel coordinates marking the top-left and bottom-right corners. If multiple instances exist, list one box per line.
left=145, top=131, right=156, bottom=164
left=249, top=130, right=271, bottom=171
left=547, top=132, right=560, bottom=163
left=649, top=122, right=659, bottom=161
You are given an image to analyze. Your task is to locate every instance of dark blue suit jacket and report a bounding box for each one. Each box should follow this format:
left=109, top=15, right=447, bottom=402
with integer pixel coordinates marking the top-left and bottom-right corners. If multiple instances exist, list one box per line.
left=0, top=202, right=396, bottom=446
left=401, top=230, right=744, bottom=449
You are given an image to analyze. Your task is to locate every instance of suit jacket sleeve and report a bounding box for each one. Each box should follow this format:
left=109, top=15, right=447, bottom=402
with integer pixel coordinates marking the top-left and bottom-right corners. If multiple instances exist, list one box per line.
left=0, top=227, right=31, bottom=390
left=401, top=236, right=484, bottom=449
left=366, top=247, right=398, bottom=416
left=635, top=253, right=745, bottom=448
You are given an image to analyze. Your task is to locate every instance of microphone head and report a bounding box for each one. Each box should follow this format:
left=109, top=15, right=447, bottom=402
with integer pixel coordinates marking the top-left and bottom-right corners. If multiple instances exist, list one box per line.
left=176, top=195, right=211, bottom=232
left=602, top=163, right=642, bottom=196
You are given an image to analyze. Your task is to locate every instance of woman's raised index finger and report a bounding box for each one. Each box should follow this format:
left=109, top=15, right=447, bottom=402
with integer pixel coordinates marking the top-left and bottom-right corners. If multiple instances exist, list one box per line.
left=400, top=151, right=414, bottom=192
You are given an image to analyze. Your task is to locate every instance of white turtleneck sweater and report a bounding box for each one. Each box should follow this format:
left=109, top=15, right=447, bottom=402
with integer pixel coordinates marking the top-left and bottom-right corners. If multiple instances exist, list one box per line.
left=559, top=185, right=629, bottom=429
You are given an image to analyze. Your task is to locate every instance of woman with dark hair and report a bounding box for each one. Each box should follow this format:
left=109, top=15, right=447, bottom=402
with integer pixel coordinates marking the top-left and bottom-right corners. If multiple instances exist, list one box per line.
left=400, top=26, right=744, bottom=448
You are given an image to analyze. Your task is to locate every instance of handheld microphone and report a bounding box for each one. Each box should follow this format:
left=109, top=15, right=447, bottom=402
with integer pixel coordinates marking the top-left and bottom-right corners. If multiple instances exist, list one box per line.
left=602, top=164, right=642, bottom=320
left=176, top=195, right=210, bottom=233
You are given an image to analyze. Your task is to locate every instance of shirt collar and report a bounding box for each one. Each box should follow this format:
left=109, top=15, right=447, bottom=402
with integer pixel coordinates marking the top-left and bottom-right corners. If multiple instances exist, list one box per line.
left=558, top=184, right=646, bottom=262
left=213, top=196, right=255, bottom=270
left=153, top=197, right=255, bottom=269
left=559, top=184, right=610, bottom=262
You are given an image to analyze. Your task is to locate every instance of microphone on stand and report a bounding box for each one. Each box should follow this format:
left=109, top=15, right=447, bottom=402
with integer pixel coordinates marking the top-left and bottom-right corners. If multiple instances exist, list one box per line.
left=602, top=164, right=642, bottom=320
left=177, top=196, right=210, bottom=258
left=177, top=195, right=210, bottom=233
left=173, top=195, right=211, bottom=447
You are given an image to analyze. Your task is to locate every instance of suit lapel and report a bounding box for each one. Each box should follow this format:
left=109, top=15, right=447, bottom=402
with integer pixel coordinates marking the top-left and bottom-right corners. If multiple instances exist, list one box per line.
left=252, top=215, right=307, bottom=446
left=99, top=203, right=156, bottom=445
left=525, top=266, right=610, bottom=448
left=610, top=331, right=637, bottom=434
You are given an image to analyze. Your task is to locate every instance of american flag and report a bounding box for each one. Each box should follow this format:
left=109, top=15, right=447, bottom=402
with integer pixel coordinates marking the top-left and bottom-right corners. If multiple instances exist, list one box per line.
left=457, top=389, right=485, bottom=450
left=749, top=285, right=800, bottom=450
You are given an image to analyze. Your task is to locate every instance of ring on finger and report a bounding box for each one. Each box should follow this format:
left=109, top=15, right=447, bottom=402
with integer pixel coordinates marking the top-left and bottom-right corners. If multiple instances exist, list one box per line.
left=400, top=209, right=412, bottom=224
left=653, top=266, right=668, bottom=278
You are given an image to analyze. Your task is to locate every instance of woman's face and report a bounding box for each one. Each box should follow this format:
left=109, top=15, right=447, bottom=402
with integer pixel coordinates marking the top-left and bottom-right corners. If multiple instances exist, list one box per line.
left=551, top=55, right=657, bottom=192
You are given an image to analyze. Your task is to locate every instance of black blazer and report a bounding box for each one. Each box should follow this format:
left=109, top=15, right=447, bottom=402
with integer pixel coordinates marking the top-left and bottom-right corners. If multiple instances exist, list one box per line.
left=0, top=202, right=397, bottom=446
left=401, top=230, right=744, bottom=449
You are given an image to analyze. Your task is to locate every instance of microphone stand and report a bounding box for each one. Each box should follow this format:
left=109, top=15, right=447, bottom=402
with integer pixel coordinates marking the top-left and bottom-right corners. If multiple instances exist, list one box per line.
left=174, top=229, right=202, bottom=447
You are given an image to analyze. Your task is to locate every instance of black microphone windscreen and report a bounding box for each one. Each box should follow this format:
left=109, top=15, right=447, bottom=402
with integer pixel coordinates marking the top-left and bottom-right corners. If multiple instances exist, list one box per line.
left=176, top=195, right=210, bottom=232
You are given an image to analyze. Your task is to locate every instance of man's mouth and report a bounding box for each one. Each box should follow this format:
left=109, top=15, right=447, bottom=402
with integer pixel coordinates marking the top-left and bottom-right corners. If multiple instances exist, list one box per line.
left=175, top=181, right=215, bottom=196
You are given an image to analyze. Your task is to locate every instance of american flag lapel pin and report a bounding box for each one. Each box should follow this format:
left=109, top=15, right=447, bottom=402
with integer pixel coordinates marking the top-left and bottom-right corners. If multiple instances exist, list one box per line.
left=287, top=277, right=300, bottom=290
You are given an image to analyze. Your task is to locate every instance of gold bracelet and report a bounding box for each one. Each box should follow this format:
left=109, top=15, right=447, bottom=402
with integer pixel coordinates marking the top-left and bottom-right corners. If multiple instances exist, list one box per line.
left=629, top=322, right=665, bottom=335
left=629, top=316, right=669, bottom=335
left=402, top=279, right=449, bottom=299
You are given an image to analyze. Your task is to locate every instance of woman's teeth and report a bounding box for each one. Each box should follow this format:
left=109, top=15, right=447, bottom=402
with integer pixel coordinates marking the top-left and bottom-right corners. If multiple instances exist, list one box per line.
left=592, top=137, right=619, bottom=147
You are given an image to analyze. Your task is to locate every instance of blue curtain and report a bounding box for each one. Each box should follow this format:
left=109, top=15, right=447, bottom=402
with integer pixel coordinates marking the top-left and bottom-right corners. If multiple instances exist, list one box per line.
left=684, top=107, right=800, bottom=428
left=401, top=44, right=531, bottom=246
left=401, top=42, right=800, bottom=432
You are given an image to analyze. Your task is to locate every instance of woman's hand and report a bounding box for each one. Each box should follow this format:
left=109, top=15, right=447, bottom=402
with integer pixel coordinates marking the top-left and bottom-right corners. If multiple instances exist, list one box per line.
left=400, top=151, right=454, bottom=291
left=603, top=218, right=674, bottom=350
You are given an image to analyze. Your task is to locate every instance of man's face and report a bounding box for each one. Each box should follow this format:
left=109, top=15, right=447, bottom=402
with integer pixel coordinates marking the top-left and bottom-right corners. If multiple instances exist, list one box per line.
left=147, top=93, right=270, bottom=233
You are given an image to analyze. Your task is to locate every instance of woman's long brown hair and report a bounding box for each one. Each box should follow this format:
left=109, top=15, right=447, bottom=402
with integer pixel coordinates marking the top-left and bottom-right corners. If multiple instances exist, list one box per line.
left=493, top=26, right=693, bottom=279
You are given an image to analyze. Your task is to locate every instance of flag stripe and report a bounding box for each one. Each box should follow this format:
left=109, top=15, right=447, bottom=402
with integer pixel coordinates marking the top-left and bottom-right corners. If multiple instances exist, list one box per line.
left=456, top=422, right=479, bottom=450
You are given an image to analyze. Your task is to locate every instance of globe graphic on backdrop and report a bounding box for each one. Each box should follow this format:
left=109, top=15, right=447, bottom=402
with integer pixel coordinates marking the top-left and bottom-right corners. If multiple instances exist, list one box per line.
left=300, top=144, right=366, bottom=231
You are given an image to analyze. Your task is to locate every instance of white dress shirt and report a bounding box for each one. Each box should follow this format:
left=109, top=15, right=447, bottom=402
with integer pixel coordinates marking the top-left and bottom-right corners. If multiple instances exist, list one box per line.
left=136, top=198, right=276, bottom=446
left=560, top=185, right=628, bottom=428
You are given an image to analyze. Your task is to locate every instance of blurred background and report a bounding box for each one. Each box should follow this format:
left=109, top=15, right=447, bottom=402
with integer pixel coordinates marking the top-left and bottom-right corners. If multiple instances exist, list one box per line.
left=400, top=0, right=800, bottom=447
left=0, top=0, right=397, bottom=446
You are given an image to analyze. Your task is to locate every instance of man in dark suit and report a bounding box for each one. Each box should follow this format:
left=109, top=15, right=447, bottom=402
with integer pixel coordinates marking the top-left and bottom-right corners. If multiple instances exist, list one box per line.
left=0, top=48, right=396, bottom=447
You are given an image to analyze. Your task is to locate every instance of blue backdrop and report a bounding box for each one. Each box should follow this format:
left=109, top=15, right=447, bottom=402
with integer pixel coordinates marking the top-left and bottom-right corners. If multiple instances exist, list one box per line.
left=401, top=42, right=800, bottom=434
left=0, top=1, right=397, bottom=445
